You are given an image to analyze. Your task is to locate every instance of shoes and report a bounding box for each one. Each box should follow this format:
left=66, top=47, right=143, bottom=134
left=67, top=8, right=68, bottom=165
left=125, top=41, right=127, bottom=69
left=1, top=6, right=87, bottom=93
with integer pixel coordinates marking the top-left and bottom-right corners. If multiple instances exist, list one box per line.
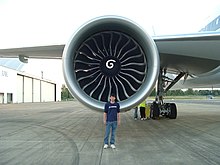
left=103, top=144, right=108, bottom=149
left=104, top=144, right=116, bottom=149
left=134, top=118, right=137, bottom=120
left=110, top=144, right=116, bottom=149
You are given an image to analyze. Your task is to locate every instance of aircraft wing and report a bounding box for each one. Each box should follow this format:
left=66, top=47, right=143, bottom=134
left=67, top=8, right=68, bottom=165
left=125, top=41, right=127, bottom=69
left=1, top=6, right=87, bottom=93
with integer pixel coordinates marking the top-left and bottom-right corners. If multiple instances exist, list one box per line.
left=1, top=32, right=220, bottom=81
left=154, top=32, right=220, bottom=75
left=154, top=32, right=220, bottom=89
left=0, top=45, right=64, bottom=59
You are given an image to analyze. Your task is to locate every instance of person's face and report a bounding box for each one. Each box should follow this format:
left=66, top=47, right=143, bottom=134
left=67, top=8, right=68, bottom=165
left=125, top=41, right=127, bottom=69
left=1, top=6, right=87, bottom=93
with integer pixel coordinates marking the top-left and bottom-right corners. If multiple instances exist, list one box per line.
left=110, top=96, right=116, bottom=102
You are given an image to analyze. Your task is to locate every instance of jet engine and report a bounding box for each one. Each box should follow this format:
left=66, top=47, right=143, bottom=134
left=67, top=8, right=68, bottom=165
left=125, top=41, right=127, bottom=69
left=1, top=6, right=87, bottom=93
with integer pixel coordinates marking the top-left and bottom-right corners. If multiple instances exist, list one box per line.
left=62, top=16, right=160, bottom=112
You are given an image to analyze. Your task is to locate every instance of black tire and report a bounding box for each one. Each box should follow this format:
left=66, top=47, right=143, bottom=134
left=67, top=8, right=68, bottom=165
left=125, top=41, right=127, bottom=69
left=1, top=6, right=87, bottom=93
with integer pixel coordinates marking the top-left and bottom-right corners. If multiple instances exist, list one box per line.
left=164, top=103, right=170, bottom=118
left=169, top=103, right=177, bottom=119
left=151, top=102, right=160, bottom=119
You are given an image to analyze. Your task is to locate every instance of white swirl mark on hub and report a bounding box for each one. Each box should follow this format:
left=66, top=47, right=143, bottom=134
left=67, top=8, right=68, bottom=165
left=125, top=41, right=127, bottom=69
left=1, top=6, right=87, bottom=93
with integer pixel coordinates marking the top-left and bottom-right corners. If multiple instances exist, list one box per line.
left=106, top=59, right=116, bottom=69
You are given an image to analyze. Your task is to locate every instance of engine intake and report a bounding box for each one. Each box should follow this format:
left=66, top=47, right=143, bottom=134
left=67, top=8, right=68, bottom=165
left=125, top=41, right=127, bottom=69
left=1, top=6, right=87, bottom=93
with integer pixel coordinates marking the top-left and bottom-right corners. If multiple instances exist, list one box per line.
left=63, top=16, right=159, bottom=112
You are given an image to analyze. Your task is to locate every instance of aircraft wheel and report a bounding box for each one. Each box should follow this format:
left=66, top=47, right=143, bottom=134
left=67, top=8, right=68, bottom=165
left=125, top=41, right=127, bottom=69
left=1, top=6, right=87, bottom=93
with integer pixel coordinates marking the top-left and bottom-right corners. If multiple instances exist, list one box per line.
left=164, top=103, right=170, bottom=118
left=151, top=102, right=159, bottom=119
left=169, top=103, right=177, bottom=119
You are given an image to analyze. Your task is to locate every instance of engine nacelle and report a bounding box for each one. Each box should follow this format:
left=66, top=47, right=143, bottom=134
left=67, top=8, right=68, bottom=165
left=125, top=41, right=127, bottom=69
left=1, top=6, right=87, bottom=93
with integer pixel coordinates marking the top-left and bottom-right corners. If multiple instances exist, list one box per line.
left=62, top=16, right=159, bottom=112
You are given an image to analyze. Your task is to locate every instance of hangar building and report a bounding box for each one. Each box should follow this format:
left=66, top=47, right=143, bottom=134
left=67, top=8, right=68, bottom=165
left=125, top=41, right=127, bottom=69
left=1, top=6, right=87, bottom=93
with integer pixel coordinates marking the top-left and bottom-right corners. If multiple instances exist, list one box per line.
left=0, top=59, right=61, bottom=104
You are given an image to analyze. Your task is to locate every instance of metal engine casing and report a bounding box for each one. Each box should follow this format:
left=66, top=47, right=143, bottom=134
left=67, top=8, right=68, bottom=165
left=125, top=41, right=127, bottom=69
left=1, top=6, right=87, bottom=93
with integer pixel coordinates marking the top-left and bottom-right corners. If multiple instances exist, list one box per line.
left=62, top=16, right=159, bottom=112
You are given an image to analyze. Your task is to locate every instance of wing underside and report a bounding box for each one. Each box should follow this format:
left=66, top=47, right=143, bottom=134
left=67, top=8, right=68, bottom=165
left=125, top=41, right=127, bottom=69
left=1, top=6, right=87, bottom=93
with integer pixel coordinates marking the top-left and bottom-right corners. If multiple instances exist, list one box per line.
left=154, top=32, right=220, bottom=75
left=154, top=32, right=220, bottom=89
left=0, top=45, right=65, bottom=59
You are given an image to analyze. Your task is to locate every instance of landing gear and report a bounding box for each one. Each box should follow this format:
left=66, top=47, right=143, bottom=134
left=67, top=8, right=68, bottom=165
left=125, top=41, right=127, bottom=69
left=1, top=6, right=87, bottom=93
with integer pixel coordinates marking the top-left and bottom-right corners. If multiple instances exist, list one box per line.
left=150, top=68, right=185, bottom=120
left=150, top=102, right=177, bottom=119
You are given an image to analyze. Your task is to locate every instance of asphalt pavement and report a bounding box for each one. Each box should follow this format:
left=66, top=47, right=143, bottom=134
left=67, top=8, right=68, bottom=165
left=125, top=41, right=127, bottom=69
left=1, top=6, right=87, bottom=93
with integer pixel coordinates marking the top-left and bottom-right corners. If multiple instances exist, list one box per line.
left=0, top=100, right=220, bottom=165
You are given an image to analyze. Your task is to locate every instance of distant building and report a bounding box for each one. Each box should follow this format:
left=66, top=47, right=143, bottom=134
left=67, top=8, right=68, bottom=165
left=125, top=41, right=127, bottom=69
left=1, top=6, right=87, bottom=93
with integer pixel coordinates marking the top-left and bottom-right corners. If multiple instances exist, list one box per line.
left=200, top=15, right=220, bottom=32
left=0, top=62, right=60, bottom=104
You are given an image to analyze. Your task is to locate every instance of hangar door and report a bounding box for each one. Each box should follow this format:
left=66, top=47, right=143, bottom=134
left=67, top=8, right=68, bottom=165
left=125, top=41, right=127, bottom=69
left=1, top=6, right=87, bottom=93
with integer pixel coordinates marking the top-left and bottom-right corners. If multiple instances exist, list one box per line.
left=0, top=93, right=4, bottom=103
left=16, top=74, right=56, bottom=103
left=24, top=77, right=33, bottom=102
left=17, top=75, right=23, bottom=103
left=33, top=79, right=40, bottom=102
left=41, top=81, right=55, bottom=102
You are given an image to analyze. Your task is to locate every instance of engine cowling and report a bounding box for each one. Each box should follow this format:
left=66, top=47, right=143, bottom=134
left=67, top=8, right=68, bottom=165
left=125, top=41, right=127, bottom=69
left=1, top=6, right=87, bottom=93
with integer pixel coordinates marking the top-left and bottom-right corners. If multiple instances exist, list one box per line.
left=62, top=16, right=159, bottom=112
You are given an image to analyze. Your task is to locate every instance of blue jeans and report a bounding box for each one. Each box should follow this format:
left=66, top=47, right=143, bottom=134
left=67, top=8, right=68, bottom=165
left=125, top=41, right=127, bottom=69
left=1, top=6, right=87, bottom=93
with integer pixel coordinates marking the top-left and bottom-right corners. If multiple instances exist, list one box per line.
left=104, top=121, right=117, bottom=145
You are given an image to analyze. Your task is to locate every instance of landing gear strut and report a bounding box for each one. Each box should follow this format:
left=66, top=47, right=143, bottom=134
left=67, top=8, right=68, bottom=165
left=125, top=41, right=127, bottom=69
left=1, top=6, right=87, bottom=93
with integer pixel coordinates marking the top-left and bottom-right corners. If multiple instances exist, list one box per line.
left=150, top=68, right=185, bottom=119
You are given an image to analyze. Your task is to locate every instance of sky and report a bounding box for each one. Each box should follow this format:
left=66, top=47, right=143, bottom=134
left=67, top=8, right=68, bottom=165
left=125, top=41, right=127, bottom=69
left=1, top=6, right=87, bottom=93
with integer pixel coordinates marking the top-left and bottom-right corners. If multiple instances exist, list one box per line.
left=0, top=0, right=220, bottom=48
left=0, top=0, right=220, bottom=84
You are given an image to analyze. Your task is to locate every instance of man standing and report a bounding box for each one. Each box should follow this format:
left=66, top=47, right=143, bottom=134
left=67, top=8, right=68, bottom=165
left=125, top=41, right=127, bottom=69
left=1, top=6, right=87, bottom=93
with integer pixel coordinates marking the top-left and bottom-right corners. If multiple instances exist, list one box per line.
left=103, top=93, right=120, bottom=149
left=139, top=100, right=146, bottom=120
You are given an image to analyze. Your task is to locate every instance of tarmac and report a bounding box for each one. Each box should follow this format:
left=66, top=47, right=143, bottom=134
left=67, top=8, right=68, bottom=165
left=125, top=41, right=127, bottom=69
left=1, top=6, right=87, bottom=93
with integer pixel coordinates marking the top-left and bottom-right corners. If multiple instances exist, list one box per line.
left=0, top=99, right=220, bottom=165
